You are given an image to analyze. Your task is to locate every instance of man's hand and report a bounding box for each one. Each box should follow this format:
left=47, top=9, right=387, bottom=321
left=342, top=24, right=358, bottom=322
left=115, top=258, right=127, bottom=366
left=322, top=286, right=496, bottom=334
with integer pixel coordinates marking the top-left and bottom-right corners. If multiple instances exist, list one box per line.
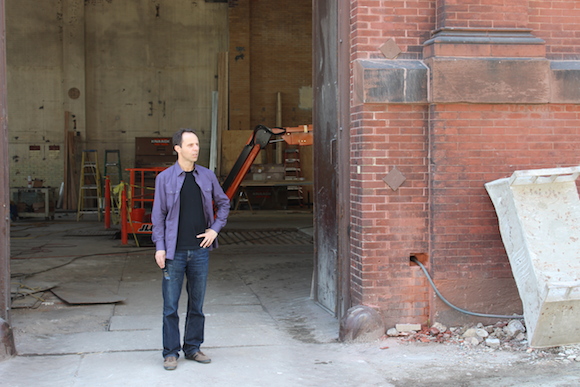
left=155, top=250, right=166, bottom=269
left=197, top=228, right=218, bottom=248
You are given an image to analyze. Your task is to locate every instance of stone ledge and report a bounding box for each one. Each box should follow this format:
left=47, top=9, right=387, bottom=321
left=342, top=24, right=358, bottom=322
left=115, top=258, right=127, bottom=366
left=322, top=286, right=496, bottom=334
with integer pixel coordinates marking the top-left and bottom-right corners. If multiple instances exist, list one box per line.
left=353, top=58, right=580, bottom=104
left=551, top=61, right=580, bottom=103
left=353, top=59, right=428, bottom=104
left=426, top=57, right=551, bottom=104
left=423, top=28, right=546, bottom=58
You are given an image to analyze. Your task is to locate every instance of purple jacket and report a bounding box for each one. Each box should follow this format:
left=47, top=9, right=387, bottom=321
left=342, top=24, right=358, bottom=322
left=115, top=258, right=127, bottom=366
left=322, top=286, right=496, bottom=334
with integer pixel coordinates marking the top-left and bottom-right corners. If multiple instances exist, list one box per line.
left=151, top=162, right=230, bottom=259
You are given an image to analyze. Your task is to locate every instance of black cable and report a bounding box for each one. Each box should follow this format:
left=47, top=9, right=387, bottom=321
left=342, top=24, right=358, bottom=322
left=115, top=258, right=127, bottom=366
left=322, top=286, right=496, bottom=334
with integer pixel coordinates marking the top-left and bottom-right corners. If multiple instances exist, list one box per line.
left=410, top=257, right=524, bottom=320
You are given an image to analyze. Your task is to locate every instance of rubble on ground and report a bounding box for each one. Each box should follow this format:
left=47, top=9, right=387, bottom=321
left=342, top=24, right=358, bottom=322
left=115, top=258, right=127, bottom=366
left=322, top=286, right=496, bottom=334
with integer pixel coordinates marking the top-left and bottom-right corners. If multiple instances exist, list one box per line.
left=387, top=320, right=580, bottom=363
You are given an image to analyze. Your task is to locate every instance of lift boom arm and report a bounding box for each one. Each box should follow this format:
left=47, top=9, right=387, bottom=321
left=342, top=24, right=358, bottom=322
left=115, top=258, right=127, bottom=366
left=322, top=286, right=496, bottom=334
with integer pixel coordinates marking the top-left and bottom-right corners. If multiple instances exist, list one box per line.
left=221, top=124, right=313, bottom=200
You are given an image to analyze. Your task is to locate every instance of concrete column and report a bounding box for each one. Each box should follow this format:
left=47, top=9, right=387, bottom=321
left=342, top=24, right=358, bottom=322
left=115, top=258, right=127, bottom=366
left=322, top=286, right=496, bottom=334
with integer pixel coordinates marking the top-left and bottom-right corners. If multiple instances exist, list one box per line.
left=228, top=2, right=251, bottom=130
left=0, top=0, right=17, bottom=360
left=62, top=0, right=86, bottom=138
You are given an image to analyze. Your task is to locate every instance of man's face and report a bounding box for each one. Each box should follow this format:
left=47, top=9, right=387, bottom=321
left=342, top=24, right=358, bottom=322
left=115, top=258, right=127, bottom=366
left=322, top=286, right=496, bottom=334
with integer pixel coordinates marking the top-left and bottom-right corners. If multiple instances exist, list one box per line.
left=175, top=132, right=200, bottom=164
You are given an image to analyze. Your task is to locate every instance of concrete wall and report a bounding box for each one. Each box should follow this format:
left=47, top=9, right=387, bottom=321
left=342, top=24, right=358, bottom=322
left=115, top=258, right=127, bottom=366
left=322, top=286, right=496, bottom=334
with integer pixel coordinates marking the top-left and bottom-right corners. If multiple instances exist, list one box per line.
left=6, top=0, right=228, bottom=188
left=6, top=0, right=65, bottom=188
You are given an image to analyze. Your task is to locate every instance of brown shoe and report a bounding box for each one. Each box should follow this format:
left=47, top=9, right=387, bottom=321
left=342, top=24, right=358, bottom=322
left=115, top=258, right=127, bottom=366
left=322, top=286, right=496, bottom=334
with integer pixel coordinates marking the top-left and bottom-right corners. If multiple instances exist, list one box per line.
left=186, top=351, right=211, bottom=364
left=163, top=356, right=178, bottom=370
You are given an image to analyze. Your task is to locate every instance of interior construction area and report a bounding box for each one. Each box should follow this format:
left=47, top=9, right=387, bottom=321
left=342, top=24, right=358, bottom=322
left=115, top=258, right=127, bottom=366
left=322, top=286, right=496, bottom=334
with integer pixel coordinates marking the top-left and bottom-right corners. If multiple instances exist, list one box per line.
left=5, top=0, right=327, bottom=356
left=5, top=0, right=580, bottom=384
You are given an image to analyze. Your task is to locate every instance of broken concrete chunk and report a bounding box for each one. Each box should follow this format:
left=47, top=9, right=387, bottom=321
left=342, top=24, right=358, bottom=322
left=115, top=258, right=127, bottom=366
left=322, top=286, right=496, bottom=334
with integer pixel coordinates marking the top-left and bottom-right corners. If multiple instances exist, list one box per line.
left=515, top=333, right=526, bottom=341
left=386, top=328, right=398, bottom=337
left=476, top=328, right=489, bottom=338
left=466, top=336, right=481, bottom=346
left=485, top=337, right=501, bottom=348
left=396, top=323, right=421, bottom=333
left=462, top=328, right=478, bottom=338
left=462, top=328, right=489, bottom=339
left=505, top=320, right=526, bottom=338
left=432, top=322, right=447, bottom=333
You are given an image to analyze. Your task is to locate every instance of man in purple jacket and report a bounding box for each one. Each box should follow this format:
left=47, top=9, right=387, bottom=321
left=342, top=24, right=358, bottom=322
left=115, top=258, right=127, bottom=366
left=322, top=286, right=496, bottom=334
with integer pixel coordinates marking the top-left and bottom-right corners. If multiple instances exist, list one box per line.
left=152, top=128, right=230, bottom=371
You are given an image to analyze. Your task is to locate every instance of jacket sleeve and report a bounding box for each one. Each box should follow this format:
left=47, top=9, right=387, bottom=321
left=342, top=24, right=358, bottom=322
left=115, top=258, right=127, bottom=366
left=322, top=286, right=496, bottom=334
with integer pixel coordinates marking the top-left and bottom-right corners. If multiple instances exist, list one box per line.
left=151, top=172, right=167, bottom=252
left=209, top=172, right=230, bottom=234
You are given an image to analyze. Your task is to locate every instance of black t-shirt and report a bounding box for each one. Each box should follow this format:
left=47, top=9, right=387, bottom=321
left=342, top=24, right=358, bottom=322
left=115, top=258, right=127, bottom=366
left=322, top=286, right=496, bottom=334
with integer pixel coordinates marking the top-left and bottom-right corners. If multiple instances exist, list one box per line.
left=176, top=171, right=207, bottom=250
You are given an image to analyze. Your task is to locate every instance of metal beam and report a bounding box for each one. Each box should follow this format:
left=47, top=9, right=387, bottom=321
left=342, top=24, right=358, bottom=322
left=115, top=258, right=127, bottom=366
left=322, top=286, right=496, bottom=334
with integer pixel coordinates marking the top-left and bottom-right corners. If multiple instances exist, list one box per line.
left=0, top=0, right=17, bottom=359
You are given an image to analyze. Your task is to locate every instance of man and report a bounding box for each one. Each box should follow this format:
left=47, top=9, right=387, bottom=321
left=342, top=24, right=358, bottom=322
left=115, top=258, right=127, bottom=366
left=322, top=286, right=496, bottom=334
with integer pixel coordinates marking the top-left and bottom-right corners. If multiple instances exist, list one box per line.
left=152, top=128, right=230, bottom=371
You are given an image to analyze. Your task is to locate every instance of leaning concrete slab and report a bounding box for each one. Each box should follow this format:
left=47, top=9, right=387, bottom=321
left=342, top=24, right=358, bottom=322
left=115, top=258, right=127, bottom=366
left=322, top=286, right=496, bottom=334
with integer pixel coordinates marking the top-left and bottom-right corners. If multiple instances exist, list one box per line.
left=485, top=166, right=580, bottom=348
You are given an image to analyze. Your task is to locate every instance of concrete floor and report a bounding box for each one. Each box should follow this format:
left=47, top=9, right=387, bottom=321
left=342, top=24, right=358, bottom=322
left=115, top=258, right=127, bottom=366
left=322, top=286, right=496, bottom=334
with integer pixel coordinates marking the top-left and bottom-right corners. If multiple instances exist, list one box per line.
left=2, top=211, right=580, bottom=387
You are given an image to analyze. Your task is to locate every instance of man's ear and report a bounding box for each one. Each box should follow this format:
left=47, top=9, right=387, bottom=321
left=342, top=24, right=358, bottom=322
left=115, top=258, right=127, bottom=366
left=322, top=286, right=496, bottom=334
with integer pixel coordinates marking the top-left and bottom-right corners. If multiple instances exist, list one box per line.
left=174, top=144, right=180, bottom=153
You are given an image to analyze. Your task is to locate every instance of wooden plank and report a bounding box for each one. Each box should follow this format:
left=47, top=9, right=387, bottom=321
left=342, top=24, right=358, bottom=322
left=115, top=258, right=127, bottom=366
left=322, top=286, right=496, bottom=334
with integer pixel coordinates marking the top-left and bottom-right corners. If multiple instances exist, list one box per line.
left=209, top=91, right=219, bottom=172
left=217, top=51, right=228, bottom=176
left=66, top=128, right=79, bottom=210
left=63, top=111, right=70, bottom=209
left=276, top=92, right=283, bottom=164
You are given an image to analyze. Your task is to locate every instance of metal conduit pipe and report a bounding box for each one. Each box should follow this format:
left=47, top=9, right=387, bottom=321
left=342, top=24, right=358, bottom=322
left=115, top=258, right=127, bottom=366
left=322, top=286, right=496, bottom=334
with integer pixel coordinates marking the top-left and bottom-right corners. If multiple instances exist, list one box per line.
left=410, top=256, right=524, bottom=320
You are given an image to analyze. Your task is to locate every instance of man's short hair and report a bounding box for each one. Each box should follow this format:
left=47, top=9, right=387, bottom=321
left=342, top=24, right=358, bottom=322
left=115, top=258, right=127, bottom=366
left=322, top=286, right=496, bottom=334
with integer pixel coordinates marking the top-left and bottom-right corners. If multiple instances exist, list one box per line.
left=172, top=128, right=197, bottom=147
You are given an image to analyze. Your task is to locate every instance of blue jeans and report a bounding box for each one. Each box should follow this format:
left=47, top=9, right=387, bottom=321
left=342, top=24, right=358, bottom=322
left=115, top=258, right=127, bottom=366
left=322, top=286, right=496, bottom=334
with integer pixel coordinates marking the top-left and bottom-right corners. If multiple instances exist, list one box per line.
left=162, top=248, right=209, bottom=358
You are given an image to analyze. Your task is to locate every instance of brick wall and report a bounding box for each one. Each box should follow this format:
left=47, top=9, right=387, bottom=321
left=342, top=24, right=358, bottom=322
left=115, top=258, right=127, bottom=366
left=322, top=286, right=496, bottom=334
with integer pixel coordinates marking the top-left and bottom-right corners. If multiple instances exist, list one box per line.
left=351, top=0, right=435, bottom=60
left=350, top=103, right=430, bottom=324
left=529, top=1, right=580, bottom=60
left=437, top=0, right=528, bottom=30
left=350, top=1, right=580, bottom=62
left=349, top=0, right=580, bottom=326
left=229, top=0, right=312, bottom=130
left=431, top=104, right=580, bottom=271
left=429, top=103, right=580, bottom=321
left=250, top=0, right=312, bottom=128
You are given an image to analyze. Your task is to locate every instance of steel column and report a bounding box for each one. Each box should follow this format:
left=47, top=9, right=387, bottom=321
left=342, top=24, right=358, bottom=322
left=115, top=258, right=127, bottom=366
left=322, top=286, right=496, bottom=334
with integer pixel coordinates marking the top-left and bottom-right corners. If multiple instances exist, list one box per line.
left=0, top=0, right=17, bottom=358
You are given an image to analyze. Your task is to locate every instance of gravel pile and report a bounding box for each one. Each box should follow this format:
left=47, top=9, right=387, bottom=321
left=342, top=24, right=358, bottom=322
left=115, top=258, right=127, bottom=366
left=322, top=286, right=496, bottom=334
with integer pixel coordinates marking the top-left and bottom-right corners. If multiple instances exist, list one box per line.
left=387, top=320, right=580, bottom=363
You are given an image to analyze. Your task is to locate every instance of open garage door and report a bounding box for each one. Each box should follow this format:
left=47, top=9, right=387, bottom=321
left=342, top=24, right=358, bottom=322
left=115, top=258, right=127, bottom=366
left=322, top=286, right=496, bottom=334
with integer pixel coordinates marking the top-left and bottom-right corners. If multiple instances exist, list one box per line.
left=312, top=0, right=350, bottom=317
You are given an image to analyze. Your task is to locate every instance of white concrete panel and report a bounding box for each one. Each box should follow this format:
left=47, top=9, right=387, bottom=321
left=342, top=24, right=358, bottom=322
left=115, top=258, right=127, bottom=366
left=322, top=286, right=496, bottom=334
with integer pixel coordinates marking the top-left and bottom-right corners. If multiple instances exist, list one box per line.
left=486, top=166, right=580, bottom=347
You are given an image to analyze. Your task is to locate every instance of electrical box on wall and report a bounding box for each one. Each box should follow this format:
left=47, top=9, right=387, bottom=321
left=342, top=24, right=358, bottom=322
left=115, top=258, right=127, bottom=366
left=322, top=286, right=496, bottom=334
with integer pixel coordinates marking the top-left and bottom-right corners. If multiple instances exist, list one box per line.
left=134, top=137, right=176, bottom=168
